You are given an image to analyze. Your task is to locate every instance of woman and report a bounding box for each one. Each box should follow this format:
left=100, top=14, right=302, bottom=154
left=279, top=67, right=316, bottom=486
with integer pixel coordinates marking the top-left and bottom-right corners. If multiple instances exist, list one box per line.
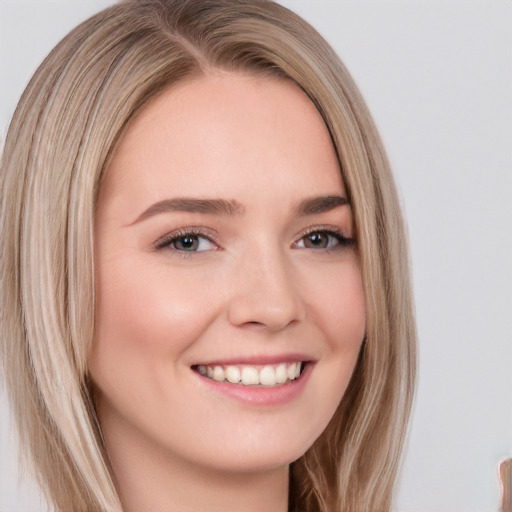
left=0, top=1, right=416, bottom=511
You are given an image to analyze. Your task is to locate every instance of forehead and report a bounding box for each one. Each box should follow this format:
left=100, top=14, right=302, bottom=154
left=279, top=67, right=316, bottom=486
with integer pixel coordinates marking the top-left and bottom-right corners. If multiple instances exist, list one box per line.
left=99, top=72, right=344, bottom=212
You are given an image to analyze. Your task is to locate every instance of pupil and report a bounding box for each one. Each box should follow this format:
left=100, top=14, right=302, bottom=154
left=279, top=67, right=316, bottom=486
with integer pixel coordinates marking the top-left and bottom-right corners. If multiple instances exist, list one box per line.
left=177, top=236, right=197, bottom=250
left=308, top=233, right=326, bottom=247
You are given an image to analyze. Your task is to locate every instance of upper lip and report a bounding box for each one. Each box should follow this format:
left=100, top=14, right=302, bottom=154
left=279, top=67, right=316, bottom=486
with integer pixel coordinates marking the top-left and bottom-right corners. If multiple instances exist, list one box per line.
left=192, top=353, right=315, bottom=367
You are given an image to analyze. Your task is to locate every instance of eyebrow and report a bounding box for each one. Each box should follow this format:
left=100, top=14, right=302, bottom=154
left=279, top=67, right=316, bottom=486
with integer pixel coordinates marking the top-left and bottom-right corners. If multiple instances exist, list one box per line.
left=129, top=194, right=348, bottom=225
left=129, top=198, right=245, bottom=224
left=295, top=195, right=349, bottom=216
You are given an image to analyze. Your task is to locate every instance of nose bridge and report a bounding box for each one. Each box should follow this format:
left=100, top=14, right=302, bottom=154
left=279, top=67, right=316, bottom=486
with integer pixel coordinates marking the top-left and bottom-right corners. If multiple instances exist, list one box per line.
left=227, top=239, right=305, bottom=330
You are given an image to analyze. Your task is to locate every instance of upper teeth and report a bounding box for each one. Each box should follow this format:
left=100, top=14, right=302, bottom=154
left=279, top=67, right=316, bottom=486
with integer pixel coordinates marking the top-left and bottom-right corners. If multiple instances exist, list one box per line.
left=196, top=362, right=302, bottom=386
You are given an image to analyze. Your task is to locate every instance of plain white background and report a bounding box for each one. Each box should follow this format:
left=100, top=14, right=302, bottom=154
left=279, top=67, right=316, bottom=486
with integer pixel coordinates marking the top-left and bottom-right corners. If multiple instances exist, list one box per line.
left=1, top=1, right=511, bottom=511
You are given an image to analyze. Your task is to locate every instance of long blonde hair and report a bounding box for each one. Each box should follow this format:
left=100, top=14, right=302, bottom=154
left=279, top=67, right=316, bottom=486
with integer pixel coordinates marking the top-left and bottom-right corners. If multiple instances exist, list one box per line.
left=0, top=1, right=416, bottom=510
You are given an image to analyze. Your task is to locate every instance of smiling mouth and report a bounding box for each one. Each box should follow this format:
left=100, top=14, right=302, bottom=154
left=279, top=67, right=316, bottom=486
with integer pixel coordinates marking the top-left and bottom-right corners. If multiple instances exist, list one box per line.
left=192, top=362, right=305, bottom=387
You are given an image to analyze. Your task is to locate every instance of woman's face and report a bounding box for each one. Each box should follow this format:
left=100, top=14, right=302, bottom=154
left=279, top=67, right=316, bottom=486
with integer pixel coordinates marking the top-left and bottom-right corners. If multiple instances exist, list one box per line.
left=90, top=72, right=366, bottom=474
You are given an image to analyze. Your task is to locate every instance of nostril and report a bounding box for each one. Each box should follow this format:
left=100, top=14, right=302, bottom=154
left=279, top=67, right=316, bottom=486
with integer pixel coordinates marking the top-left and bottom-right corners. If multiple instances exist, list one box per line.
left=226, top=261, right=305, bottom=330
left=228, top=301, right=304, bottom=332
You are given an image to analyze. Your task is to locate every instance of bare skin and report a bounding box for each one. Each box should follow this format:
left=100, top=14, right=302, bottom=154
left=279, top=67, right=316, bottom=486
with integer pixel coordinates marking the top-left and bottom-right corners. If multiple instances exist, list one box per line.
left=91, top=72, right=365, bottom=512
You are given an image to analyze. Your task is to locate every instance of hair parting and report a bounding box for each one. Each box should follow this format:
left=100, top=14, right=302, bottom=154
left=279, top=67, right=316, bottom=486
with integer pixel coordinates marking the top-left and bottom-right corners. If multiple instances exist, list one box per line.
left=0, top=1, right=416, bottom=510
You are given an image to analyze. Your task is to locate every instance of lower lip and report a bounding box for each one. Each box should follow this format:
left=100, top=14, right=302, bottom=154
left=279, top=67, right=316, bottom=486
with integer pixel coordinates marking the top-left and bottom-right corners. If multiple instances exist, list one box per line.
left=194, top=363, right=313, bottom=406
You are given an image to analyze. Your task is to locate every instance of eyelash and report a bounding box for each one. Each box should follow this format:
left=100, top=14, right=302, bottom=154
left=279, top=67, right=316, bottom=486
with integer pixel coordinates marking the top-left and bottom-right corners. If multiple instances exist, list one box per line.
left=153, top=226, right=354, bottom=255
left=153, top=227, right=218, bottom=254
left=294, top=226, right=354, bottom=251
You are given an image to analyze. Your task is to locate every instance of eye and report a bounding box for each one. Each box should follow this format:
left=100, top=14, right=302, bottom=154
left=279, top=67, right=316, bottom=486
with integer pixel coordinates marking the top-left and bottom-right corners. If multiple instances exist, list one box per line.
left=294, top=229, right=353, bottom=250
left=154, top=229, right=217, bottom=253
left=171, top=234, right=214, bottom=252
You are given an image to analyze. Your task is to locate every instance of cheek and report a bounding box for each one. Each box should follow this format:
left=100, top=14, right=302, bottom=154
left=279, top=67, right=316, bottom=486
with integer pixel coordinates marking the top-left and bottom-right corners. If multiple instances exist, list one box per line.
left=89, top=254, right=217, bottom=388
left=304, top=257, right=366, bottom=352
left=331, top=269, right=366, bottom=351
left=307, top=258, right=365, bottom=413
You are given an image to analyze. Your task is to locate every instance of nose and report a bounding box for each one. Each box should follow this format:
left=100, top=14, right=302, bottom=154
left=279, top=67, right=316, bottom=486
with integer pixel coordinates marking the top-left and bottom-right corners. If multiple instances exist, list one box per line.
left=227, top=245, right=306, bottom=331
